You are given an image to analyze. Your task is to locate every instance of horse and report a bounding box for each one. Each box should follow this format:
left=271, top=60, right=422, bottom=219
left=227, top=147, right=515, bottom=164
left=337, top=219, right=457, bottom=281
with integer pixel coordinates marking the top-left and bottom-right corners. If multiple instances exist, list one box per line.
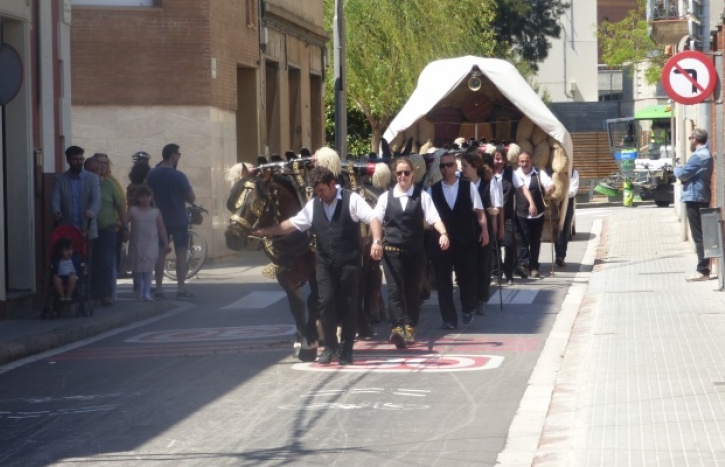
left=226, top=166, right=320, bottom=362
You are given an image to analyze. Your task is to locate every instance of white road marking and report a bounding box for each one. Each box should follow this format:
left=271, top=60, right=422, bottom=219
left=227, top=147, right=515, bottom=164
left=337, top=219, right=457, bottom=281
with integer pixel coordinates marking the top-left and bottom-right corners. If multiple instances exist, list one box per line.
left=219, top=291, right=287, bottom=310
left=488, top=289, right=538, bottom=305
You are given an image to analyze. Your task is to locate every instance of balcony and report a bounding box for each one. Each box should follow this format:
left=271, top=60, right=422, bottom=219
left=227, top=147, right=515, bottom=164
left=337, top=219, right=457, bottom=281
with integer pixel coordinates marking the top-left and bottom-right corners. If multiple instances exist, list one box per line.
left=647, top=0, right=689, bottom=46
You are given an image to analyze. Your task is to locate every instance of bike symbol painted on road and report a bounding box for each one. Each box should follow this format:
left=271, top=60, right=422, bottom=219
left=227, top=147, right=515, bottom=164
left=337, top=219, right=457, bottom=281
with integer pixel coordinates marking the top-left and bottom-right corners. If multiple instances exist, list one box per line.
left=291, top=354, right=504, bottom=372
left=125, top=325, right=297, bottom=343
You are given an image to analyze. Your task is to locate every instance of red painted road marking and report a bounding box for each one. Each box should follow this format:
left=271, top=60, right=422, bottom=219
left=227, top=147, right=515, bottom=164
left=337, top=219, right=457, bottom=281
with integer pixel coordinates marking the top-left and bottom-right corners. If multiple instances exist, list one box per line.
left=292, top=354, right=505, bottom=373
left=124, top=325, right=297, bottom=343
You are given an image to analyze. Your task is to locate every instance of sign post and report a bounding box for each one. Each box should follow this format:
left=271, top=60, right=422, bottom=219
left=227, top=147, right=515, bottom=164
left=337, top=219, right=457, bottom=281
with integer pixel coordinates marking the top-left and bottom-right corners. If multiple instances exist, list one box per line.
left=661, top=50, right=717, bottom=105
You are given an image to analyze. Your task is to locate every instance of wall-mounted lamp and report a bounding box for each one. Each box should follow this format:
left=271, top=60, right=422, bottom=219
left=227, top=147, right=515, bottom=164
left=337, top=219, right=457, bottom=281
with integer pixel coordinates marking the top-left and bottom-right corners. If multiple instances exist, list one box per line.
left=468, top=70, right=482, bottom=92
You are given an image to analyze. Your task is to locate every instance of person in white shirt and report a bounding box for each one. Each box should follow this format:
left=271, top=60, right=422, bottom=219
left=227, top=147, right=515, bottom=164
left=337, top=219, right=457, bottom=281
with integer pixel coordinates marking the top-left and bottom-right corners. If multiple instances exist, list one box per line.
left=428, top=152, right=488, bottom=329
left=555, top=168, right=579, bottom=266
left=461, top=150, right=502, bottom=313
left=512, top=151, right=555, bottom=279
left=370, top=157, right=449, bottom=348
left=252, top=166, right=375, bottom=366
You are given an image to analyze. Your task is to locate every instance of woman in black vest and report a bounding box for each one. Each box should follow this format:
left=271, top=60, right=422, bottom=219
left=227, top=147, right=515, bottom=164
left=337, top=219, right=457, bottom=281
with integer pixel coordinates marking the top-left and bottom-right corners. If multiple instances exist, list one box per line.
left=461, top=151, right=502, bottom=313
left=370, top=158, right=449, bottom=349
left=513, top=151, right=555, bottom=279
left=493, top=148, right=516, bottom=285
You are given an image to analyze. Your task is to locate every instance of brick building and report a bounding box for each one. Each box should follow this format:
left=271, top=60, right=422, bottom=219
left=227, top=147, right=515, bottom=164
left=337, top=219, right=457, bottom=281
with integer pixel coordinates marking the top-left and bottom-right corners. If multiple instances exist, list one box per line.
left=0, top=1, right=71, bottom=318
left=69, top=0, right=328, bottom=258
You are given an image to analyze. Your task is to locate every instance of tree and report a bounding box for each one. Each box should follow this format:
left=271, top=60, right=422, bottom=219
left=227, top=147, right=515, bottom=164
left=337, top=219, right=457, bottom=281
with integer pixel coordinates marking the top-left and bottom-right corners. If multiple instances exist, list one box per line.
left=598, top=0, right=664, bottom=84
left=323, top=0, right=497, bottom=153
left=491, top=0, right=569, bottom=71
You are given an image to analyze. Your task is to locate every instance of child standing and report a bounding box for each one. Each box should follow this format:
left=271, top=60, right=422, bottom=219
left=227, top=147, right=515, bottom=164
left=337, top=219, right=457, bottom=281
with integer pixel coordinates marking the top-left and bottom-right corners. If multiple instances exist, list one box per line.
left=52, top=237, right=81, bottom=301
left=127, top=186, right=169, bottom=300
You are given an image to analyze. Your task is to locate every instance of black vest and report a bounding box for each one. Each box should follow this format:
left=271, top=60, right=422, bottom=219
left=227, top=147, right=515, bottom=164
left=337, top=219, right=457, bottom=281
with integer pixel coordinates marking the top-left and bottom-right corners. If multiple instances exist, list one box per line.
left=515, top=170, right=546, bottom=218
left=499, top=167, right=515, bottom=220
left=478, top=178, right=495, bottom=238
left=312, top=188, right=362, bottom=266
left=383, top=186, right=425, bottom=251
left=430, top=179, right=477, bottom=246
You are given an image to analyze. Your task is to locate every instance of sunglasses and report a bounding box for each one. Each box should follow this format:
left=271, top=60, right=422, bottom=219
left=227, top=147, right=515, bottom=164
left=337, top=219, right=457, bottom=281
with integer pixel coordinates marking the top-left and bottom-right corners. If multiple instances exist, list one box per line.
left=439, top=162, right=456, bottom=169
left=395, top=170, right=412, bottom=177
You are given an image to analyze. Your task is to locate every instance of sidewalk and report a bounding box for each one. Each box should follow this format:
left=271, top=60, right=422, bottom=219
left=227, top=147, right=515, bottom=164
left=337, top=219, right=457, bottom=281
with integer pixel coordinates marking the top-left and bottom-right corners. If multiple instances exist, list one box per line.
left=501, top=205, right=725, bottom=466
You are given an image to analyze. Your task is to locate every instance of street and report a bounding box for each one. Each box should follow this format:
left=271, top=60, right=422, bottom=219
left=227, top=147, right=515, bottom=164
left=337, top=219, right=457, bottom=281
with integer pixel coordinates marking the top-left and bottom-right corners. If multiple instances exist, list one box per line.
left=0, top=208, right=614, bottom=467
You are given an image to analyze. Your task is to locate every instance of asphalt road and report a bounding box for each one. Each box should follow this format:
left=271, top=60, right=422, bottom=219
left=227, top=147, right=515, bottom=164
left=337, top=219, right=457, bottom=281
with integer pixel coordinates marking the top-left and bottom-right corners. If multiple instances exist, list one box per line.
left=0, top=207, right=614, bottom=467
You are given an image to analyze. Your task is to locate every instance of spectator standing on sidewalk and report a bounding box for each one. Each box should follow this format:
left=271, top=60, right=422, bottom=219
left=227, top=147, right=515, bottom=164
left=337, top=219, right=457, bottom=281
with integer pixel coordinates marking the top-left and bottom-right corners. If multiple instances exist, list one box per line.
left=513, top=151, right=555, bottom=279
left=555, top=167, right=579, bottom=267
left=370, top=157, right=449, bottom=349
left=493, top=147, right=516, bottom=285
left=146, top=143, right=197, bottom=299
left=51, top=146, right=100, bottom=240
left=252, top=165, right=375, bottom=365
left=675, top=128, right=713, bottom=281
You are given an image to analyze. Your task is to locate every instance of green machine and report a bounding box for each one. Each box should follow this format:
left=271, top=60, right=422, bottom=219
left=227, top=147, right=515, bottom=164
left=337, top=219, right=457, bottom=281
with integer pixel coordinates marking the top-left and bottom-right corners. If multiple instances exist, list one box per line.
left=601, top=104, right=675, bottom=207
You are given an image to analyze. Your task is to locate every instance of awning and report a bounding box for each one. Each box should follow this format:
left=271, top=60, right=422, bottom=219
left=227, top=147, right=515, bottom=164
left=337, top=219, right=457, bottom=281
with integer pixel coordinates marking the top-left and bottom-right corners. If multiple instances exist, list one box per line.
left=634, top=104, right=671, bottom=120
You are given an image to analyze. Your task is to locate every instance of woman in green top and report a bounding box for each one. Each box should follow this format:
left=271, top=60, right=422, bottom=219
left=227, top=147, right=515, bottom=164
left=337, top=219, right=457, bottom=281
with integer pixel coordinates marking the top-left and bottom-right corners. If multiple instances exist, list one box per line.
left=90, top=153, right=127, bottom=306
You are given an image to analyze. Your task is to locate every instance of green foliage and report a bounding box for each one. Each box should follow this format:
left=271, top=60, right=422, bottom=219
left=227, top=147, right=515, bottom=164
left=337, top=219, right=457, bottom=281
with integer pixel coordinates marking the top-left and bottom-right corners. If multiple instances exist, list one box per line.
left=325, top=102, right=371, bottom=158
left=323, top=0, right=497, bottom=152
left=598, top=0, right=665, bottom=85
left=491, top=0, right=569, bottom=71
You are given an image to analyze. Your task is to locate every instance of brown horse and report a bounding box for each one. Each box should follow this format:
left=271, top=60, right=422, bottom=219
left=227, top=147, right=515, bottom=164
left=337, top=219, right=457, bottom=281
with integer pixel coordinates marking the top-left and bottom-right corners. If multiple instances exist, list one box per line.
left=226, top=169, right=319, bottom=362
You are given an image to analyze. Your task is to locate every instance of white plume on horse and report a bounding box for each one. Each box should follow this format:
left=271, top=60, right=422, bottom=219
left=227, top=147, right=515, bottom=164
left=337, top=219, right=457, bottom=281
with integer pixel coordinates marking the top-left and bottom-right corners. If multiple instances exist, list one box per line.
left=372, top=162, right=392, bottom=189
left=408, top=153, right=427, bottom=183
left=313, top=147, right=342, bottom=176
left=506, top=143, right=521, bottom=165
left=485, top=143, right=497, bottom=155
left=225, top=162, right=251, bottom=185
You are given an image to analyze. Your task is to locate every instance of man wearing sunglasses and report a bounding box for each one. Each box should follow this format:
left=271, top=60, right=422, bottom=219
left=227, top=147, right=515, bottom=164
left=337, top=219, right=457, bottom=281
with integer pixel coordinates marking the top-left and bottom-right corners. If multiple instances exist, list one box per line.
left=428, top=152, right=489, bottom=329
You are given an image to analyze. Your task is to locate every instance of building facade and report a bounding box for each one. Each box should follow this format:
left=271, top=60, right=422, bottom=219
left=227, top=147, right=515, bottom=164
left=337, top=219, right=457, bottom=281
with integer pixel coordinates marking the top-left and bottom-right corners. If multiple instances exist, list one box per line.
left=69, top=0, right=328, bottom=259
left=0, top=1, right=71, bottom=318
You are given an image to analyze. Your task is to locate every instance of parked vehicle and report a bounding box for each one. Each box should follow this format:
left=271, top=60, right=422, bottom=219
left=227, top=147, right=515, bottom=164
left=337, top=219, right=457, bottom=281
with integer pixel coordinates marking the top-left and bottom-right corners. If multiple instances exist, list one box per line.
left=603, top=104, right=676, bottom=207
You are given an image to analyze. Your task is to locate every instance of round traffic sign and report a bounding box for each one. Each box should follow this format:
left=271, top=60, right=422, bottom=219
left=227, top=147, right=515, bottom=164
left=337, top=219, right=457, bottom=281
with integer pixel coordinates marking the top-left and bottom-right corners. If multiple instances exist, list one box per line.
left=661, top=50, right=717, bottom=105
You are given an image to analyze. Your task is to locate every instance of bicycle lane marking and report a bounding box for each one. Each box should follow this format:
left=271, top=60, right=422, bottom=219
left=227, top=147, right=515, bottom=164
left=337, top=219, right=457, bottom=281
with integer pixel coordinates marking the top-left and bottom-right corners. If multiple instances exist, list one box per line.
left=291, top=354, right=504, bottom=373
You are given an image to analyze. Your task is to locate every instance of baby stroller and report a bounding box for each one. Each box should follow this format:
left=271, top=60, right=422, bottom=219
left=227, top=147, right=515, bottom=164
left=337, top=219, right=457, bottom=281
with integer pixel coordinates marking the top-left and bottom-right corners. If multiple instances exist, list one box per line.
left=41, top=224, right=93, bottom=318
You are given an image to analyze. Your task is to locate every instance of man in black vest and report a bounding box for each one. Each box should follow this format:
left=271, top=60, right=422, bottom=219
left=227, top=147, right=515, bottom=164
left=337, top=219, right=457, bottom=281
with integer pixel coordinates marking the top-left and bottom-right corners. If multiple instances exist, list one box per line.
left=429, top=153, right=489, bottom=329
left=513, top=151, right=555, bottom=279
left=252, top=166, right=375, bottom=365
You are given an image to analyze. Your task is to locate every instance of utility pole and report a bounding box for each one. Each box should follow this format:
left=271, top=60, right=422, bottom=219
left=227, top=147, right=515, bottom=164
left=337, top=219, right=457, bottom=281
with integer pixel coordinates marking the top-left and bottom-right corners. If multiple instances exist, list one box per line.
left=333, top=0, right=347, bottom=157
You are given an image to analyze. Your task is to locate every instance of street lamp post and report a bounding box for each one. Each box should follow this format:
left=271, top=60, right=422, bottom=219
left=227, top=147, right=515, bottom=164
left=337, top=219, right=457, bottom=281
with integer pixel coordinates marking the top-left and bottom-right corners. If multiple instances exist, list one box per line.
left=333, top=0, right=347, bottom=157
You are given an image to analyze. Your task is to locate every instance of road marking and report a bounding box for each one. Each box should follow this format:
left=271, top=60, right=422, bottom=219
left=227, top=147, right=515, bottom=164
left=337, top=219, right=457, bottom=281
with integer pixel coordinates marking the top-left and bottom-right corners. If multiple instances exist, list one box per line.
left=488, top=289, right=538, bottom=305
left=292, top=354, right=504, bottom=373
left=124, top=325, right=296, bottom=343
left=219, top=291, right=287, bottom=310
left=278, top=402, right=430, bottom=411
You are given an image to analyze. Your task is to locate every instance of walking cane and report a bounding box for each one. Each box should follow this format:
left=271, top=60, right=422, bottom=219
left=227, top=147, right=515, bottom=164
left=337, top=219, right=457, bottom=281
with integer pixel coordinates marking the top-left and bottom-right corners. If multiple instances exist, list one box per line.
left=494, top=235, right=503, bottom=311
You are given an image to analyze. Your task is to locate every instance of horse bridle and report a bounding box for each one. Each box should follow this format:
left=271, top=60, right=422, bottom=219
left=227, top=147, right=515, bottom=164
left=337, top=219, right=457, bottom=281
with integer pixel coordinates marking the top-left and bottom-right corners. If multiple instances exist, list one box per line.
left=230, top=177, right=281, bottom=232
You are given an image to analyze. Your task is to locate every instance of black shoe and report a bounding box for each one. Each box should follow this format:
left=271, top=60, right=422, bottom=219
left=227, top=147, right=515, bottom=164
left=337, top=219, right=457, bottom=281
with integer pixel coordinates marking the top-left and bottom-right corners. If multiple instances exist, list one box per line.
left=390, top=327, right=407, bottom=349
left=317, top=347, right=339, bottom=364
left=441, top=322, right=456, bottom=330
left=556, top=257, right=566, bottom=267
left=462, top=312, right=475, bottom=325
left=339, top=348, right=353, bottom=365
left=515, top=265, right=530, bottom=278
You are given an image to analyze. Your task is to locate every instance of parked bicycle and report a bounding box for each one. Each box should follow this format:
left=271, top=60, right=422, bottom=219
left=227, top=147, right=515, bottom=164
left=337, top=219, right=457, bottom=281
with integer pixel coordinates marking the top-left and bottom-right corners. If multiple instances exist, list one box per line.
left=163, top=203, right=209, bottom=280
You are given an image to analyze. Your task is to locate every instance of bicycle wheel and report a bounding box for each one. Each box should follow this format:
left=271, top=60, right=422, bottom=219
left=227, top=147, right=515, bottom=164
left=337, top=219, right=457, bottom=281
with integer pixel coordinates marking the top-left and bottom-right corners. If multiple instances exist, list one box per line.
left=164, top=230, right=208, bottom=281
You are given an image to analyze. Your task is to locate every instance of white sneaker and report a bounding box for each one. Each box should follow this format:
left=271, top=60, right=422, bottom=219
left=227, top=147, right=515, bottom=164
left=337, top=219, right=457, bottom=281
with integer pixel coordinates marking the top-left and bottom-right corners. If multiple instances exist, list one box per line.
left=685, top=272, right=710, bottom=282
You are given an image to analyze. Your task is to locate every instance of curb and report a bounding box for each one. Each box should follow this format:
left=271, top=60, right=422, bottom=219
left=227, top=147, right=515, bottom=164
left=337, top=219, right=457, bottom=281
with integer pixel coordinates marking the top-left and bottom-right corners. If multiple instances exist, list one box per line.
left=0, top=301, right=177, bottom=365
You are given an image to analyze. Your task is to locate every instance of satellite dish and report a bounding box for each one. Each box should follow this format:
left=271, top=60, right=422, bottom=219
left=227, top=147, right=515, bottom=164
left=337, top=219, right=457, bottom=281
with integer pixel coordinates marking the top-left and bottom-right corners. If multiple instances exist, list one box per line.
left=0, top=43, right=23, bottom=105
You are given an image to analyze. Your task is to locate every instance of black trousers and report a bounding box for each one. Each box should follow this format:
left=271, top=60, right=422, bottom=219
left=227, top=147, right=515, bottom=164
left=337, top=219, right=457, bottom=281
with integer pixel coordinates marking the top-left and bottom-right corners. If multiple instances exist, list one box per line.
left=555, top=197, right=575, bottom=259
left=515, top=215, right=545, bottom=271
left=382, top=248, right=425, bottom=328
left=476, top=241, right=492, bottom=303
left=316, top=260, right=361, bottom=350
left=431, top=240, right=477, bottom=326
left=685, top=201, right=710, bottom=275
left=501, top=218, right=517, bottom=280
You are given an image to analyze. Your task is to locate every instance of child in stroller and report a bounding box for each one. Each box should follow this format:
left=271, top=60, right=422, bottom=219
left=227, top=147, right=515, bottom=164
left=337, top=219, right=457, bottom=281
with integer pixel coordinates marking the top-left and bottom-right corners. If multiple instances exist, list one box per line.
left=43, top=224, right=93, bottom=318
left=51, top=237, right=80, bottom=301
